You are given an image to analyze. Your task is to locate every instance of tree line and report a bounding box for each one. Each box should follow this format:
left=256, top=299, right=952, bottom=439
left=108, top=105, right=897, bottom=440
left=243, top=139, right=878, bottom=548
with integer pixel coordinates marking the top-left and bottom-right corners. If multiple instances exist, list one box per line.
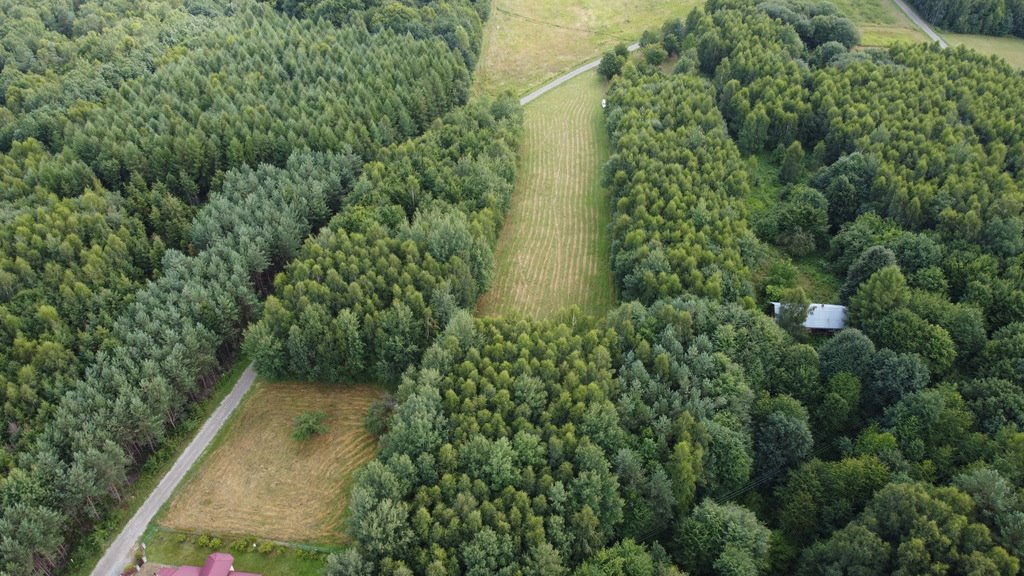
left=907, top=0, right=1024, bottom=37
left=328, top=297, right=810, bottom=575
left=608, top=0, right=1022, bottom=572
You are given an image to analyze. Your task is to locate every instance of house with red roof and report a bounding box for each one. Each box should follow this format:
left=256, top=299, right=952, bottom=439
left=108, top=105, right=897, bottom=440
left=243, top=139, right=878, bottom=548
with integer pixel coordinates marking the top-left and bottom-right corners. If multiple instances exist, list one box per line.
left=156, top=552, right=260, bottom=576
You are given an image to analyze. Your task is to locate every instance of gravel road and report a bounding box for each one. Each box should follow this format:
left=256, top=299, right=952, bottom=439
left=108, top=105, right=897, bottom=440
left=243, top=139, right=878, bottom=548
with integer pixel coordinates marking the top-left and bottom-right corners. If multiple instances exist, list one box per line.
left=892, top=0, right=949, bottom=48
left=91, top=364, right=257, bottom=576
left=519, top=43, right=639, bottom=106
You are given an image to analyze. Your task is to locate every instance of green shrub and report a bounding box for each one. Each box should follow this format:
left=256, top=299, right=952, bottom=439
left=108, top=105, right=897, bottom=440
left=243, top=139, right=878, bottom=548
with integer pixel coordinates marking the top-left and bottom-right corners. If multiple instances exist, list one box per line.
left=258, top=541, right=277, bottom=554
left=293, top=411, right=328, bottom=441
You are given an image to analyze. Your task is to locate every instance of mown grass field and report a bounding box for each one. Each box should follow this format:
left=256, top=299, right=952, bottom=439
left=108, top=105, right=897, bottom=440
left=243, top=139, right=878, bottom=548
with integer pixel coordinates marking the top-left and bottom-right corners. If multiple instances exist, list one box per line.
left=944, top=32, right=1024, bottom=68
left=473, top=0, right=700, bottom=96
left=830, top=0, right=929, bottom=45
left=476, top=72, right=616, bottom=319
left=159, top=381, right=386, bottom=545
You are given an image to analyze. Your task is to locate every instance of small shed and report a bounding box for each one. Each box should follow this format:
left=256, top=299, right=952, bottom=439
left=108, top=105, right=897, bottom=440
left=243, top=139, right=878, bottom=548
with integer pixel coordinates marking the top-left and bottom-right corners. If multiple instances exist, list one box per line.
left=770, top=302, right=847, bottom=332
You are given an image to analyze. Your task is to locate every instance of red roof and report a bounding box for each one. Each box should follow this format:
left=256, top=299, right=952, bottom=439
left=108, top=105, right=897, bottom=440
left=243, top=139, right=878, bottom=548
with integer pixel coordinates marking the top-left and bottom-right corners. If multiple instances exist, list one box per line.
left=155, top=553, right=260, bottom=576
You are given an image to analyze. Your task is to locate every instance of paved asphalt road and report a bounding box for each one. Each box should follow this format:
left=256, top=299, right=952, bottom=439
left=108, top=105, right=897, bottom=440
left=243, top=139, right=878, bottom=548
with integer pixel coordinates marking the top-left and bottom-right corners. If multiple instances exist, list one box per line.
left=892, top=0, right=949, bottom=48
left=520, top=43, right=639, bottom=106
left=92, top=44, right=643, bottom=573
left=91, top=364, right=257, bottom=576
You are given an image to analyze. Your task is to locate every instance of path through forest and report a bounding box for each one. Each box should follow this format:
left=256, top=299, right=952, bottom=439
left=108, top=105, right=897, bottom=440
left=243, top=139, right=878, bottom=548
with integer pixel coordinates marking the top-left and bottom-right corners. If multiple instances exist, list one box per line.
left=477, top=72, right=616, bottom=318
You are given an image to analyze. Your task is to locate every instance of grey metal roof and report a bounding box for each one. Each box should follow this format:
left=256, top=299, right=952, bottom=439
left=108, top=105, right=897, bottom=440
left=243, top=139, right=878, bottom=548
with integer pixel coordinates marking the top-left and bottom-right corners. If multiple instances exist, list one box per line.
left=771, top=302, right=848, bottom=330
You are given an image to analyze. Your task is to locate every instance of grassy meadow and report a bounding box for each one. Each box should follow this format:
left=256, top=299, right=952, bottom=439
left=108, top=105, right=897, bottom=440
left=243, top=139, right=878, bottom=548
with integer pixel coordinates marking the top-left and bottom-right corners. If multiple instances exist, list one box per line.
left=158, top=381, right=386, bottom=545
left=477, top=72, right=616, bottom=319
left=830, top=0, right=929, bottom=45
left=473, top=0, right=701, bottom=96
left=944, top=32, right=1024, bottom=68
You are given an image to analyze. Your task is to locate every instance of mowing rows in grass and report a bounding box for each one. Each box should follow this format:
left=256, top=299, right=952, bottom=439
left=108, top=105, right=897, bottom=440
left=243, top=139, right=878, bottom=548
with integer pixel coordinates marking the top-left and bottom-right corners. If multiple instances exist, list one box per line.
left=162, top=383, right=386, bottom=544
left=477, top=73, right=616, bottom=319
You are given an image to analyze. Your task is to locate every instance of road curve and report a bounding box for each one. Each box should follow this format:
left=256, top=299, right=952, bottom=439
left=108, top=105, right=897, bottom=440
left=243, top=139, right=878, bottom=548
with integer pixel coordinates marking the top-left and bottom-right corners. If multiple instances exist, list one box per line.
left=91, top=364, right=257, bottom=576
left=520, top=43, right=639, bottom=106
left=892, top=0, right=949, bottom=48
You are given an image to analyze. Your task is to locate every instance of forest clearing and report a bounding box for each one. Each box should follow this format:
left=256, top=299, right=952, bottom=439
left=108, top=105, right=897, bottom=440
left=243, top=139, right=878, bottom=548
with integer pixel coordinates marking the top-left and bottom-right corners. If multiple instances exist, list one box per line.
left=159, top=382, right=386, bottom=544
left=476, top=72, right=616, bottom=319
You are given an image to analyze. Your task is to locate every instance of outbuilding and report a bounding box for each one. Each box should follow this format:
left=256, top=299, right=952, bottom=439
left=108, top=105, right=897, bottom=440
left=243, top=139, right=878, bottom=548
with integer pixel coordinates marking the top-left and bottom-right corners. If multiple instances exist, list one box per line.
left=769, top=302, right=847, bottom=332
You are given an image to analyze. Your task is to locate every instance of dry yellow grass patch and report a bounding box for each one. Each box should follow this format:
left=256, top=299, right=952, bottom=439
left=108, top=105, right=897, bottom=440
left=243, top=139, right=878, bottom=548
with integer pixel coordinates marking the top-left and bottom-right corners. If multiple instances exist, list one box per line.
left=161, top=382, right=385, bottom=544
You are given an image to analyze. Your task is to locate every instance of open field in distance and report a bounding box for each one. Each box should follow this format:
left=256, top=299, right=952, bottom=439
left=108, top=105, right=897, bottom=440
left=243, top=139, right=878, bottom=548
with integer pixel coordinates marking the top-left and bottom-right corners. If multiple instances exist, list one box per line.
left=473, top=0, right=700, bottom=95
left=944, top=32, right=1024, bottom=68
left=831, top=0, right=929, bottom=45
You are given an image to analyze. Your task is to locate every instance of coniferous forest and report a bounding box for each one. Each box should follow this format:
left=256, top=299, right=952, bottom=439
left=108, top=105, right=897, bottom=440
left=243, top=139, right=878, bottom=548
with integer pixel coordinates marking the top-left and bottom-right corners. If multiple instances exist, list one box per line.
left=3, top=0, right=1024, bottom=575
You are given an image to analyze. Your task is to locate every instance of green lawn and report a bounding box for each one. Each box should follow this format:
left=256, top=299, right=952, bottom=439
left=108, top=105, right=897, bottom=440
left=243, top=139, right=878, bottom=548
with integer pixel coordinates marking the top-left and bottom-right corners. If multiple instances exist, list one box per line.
left=473, top=0, right=701, bottom=96
left=476, top=72, right=616, bottom=319
left=832, top=0, right=1024, bottom=66
left=145, top=529, right=329, bottom=576
left=744, top=155, right=785, bottom=220
left=64, top=357, right=251, bottom=576
left=944, top=32, right=1024, bottom=68
left=792, top=254, right=842, bottom=304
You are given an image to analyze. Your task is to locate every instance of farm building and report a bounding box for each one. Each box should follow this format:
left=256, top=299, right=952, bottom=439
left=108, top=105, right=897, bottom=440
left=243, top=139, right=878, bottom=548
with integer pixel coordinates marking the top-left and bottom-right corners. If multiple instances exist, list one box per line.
left=156, top=553, right=260, bottom=576
left=769, top=302, right=847, bottom=332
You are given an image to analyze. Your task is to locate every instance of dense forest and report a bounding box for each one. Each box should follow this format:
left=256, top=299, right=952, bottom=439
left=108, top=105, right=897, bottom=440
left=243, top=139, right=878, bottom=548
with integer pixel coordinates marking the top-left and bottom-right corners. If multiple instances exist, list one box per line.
left=906, top=0, right=1024, bottom=37
left=323, top=0, right=1024, bottom=574
left=244, top=97, right=522, bottom=385
left=0, top=0, right=486, bottom=573
left=3, top=0, right=1024, bottom=574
